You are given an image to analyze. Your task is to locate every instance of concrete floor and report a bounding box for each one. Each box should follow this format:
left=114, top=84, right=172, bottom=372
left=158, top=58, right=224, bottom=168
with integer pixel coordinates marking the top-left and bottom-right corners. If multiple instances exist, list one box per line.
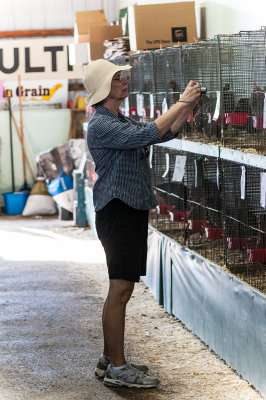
left=0, top=216, right=263, bottom=400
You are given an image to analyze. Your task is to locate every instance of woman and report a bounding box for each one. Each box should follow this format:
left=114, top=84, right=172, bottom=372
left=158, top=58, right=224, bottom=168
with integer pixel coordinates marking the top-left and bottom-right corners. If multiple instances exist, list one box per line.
left=84, top=59, right=201, bottom=389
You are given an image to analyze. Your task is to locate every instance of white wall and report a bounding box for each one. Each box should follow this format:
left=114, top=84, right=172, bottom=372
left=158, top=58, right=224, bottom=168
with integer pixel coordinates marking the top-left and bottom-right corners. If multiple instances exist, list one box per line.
left=0, top=0, right=118, bottom=30
left=118, top=0, right=266, bottom=39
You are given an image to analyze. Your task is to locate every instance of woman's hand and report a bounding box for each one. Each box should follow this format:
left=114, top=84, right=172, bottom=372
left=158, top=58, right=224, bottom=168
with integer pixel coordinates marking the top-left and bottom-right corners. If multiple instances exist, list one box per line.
left=179, top=80, right=202, bottom=106
left=155, top=80, right=202, bottom=137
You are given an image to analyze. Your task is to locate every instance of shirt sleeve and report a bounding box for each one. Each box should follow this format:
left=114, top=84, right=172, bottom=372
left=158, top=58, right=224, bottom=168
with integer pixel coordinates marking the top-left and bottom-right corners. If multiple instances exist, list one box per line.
left=88, top=115, right=165, bottom=150
left=125, top=115, right=177, bottom=142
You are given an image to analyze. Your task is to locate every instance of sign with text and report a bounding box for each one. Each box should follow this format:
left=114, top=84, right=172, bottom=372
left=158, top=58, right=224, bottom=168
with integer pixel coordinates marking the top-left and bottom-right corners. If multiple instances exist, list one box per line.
left=3, top=79, right=68, bottom=108
left=0, top=37, right=83, bottom=81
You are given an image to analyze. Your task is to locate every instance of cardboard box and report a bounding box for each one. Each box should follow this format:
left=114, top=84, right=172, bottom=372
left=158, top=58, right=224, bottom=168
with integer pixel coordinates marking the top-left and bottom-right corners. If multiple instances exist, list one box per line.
left=88, top=25, right=122, bottom=43
left=75, top=10, right=107, bottom=34
left=128, top=2, right=197, bottom=51
left=75, top=10, right=107, bottom=43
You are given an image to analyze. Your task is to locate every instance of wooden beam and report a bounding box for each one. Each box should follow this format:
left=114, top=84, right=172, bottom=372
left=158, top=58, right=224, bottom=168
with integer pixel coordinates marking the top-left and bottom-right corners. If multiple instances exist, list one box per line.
left=0, top=29, right=74, bottom=38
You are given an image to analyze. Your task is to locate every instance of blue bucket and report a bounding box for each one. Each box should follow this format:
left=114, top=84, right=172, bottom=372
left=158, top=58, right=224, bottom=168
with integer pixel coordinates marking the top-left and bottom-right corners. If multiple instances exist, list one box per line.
left=2, top=192, right=30, bottom=215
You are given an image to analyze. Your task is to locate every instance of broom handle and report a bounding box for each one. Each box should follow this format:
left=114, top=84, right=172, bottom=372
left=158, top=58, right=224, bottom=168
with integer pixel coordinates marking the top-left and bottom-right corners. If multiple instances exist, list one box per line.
left=11, top=111, right=35, bottom=178
left=18, top=75, right=26, bottom=181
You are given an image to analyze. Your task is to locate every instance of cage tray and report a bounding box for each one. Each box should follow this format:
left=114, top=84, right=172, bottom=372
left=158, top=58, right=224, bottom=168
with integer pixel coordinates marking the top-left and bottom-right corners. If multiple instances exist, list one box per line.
left=205, top=227, right=224, bottom=239
left=156, top=205, right=175, bottom=215
left=225, top=112, right=249, bottom=125
left=169, top=211, right=188, bottom=222
left=188, top=219, right=209, bottom=231
left=247, top=249, right=266, bottom=263
left=227, top=237, right=250, bottom=250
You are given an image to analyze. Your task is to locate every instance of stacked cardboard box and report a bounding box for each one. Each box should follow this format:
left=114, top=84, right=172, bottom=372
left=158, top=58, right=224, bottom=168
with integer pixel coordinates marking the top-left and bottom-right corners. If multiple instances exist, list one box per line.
left=69, top=10, right=122, bottom=65
left=128, top=2, right=197, bottom=51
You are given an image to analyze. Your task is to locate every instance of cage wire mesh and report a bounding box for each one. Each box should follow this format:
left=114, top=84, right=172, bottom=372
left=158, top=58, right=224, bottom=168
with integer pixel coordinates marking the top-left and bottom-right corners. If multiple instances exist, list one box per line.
left=180, top=41, right=221, bottom=141
left=128, top=52, right=142, bottom=120
left=139, top=51, right=155, bottom=122
left=165, top=46, right=183, bottom=108
left=223, top=160, right=266, bottom=292
left=217, top=30, right=266, bottom=152
left=184, top=153, right=224, bottom=264
left=153, top=49, right=168, bottom=118
left=150, top=146, right=187, bottom=246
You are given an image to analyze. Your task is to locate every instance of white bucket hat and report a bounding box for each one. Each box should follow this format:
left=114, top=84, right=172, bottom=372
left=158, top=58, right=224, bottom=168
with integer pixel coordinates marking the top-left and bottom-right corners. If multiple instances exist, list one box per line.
left=83, top=59, right=132, bottom=106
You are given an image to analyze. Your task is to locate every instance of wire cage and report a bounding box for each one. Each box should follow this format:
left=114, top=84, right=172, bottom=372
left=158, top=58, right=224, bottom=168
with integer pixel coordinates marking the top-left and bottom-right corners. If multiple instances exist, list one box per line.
left=184, top=152, right=224, bottom=264
left=153, top=49, right=168, bottom=119
left=165, top=46, right=183, bottom=108
left=128, top=52, right=142, bottom=120
left=149, top=146, right=187, bottom=246
left=180, top=41, right=221, bottom=141
left=217, top=30, right=266, bottom=152
left=223, top=160, right=266, bottom=293
left=139, top=51, right=156, bottom=122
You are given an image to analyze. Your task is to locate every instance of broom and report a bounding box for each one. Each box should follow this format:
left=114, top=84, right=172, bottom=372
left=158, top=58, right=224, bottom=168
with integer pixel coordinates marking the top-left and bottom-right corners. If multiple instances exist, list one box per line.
left=18, top=74, right=31, bottom=192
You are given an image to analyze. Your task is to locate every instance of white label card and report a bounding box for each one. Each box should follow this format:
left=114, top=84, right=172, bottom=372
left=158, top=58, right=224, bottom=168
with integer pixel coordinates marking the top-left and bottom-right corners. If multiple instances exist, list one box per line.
left=260, top=172, right=266, bottom=208
left=162, top=153, right=170, bottom=178
left=136, top=93, right=144, bottom=117
left=124, top=97, right=129, bottom=117
left=149, top=93, right=154, bottom=119
left=149, top=145, right=153, bottom=168
left=213, top=91, right=220, bottom=121
left=162, top=97, right=168, bottom=114
left=241, top=166, right=246, bottom=200
left=172, top=156, right=187, bottom=182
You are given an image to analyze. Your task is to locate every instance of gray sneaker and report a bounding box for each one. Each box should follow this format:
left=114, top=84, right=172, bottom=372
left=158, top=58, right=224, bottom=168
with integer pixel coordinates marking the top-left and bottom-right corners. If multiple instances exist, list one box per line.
left=103, top=362, right=159, bottom=389
left=95, top=355, right=149, bottom=378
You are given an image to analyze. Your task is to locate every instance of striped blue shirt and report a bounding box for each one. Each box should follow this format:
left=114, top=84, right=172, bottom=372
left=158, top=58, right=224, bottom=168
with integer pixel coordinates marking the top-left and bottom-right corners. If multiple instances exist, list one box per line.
left=87, top=105, right=176, bottom=211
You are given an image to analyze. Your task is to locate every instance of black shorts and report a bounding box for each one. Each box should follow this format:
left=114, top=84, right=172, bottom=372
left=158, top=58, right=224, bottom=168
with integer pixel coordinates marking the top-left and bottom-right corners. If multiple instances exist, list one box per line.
left=95, top=199, right=149, bottom=282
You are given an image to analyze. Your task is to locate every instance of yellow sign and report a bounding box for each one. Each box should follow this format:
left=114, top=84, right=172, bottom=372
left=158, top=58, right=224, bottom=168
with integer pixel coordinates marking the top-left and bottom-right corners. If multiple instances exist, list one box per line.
left=4, top=80, right=68, bottom=107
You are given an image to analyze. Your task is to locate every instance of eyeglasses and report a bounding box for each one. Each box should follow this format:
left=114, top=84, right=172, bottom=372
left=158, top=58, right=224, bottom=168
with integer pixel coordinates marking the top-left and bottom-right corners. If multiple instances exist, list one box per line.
left=112, top=75, right=125, bottom=82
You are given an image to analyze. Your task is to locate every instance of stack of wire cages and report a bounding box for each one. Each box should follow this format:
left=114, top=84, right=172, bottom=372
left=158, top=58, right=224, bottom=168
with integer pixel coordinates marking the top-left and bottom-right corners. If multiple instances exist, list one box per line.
left=180, top=41, right=221, bottom=142
left=184, top=153, right=224, bottom=264
left=139, top=51, right=155, bottom=122
left=111, top=56, right=130, bottom=117
left=223, top=160, right=266, bottom=293
left=217, top=29, right=266, bottom=153
left=150, top=145, right=187, bottom=246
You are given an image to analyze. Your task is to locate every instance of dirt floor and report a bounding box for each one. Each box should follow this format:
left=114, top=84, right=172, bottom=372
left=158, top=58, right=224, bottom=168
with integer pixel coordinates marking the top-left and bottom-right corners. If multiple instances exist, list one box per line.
left=0, top=216, right=264, bottom=400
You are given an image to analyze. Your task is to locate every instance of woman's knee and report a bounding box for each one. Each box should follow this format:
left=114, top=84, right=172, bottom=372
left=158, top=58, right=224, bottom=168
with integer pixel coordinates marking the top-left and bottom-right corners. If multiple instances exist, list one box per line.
left=108, top=279, right=135, bottom=304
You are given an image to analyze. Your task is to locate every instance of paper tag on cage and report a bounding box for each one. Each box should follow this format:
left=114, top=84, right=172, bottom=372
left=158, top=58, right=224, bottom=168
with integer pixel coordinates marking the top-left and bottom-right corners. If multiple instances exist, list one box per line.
left=263, top=93, right=266, bottom=129
left=241, top=166, right=246, bottom=200
left=124, top=97, right=129, bottom=117
left=162, top=153, right=170, bottom=178
left=216, top=162, right=220, bottom=189
left=162, top=97, right=168, bottom=114
left=149, top=145, right=153, bottom=168
left=136, top=94, right=144, bottom=117
left=149, top=94, right=154, bottom=119
left=213, top=91, right=220, bottom=121
left=172, top=156, right=187, bottom=182
left=260, top=172, right=266, bottom=208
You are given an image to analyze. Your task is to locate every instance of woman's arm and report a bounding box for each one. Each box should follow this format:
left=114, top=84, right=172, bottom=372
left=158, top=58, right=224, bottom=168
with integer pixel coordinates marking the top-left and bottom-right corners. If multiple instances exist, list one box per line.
left=155, top=80, right=201, bottom=137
